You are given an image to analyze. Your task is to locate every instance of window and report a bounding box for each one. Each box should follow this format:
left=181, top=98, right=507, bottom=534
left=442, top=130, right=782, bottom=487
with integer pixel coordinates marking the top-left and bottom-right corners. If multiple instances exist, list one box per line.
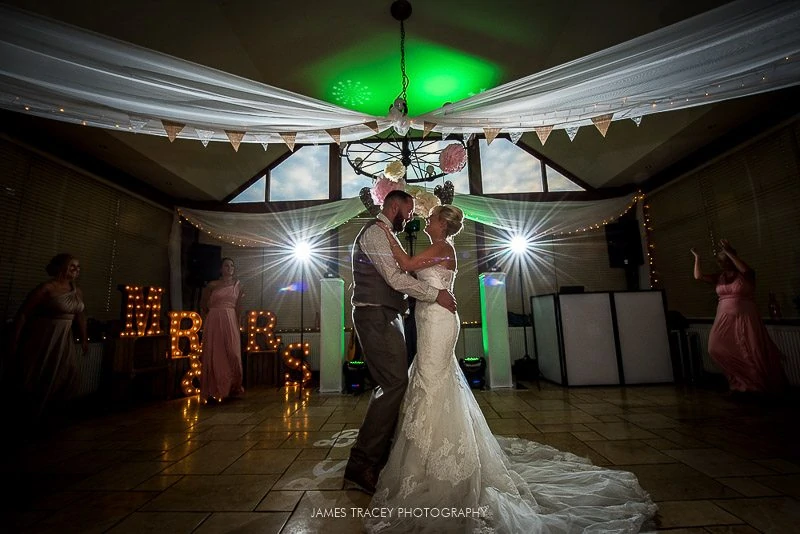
left=269, top=145, right=330, bottom=201
left=545, top=165, right=585, bottom=192
left=229, top=176, right=266, bottom=203
left=479, top=139, right=543, bottom=193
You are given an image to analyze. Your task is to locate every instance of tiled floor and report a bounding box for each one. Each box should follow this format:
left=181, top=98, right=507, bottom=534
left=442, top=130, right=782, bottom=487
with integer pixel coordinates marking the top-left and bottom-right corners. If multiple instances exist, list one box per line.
left=2, top=382, right=799, bottom=533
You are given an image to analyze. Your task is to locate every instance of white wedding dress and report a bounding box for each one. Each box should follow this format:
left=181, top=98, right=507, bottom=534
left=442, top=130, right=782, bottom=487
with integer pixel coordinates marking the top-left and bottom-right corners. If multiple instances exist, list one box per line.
left=366, top=265, right=657, bottom=533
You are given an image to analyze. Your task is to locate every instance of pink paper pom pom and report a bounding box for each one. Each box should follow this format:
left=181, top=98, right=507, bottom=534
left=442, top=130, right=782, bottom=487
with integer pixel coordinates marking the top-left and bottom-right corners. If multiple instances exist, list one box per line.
left=371, top=176, right=405, bottom=206
left=439, top=143, right=467, bottom=173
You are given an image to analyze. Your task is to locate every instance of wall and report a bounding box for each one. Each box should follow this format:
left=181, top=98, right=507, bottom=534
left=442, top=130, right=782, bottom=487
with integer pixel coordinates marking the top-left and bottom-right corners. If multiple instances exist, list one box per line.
left=648, top=120, right=800, bottom=318
left=0, top=137, right=173, bottom=323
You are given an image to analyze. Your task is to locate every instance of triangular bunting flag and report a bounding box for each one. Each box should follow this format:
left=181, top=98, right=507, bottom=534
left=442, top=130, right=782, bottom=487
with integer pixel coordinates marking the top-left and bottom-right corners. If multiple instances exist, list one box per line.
left=129, top=117, right=148, bottom=131
left=534, top=125, right=553, bottom=145
left=631, top=116, right=642, bottom=127
left=439, top=127, right=454, bottom=140
left=509, top=131, right=523, bottom=144
left=253, top=134, right=270, bottom=151
left=195, top=129, right=215, bottom=147
left=161, top=120, right=185, bottom=142
left=483, top=127, right=501, bottom=145
left=422, top=121, right=436, bottom=138
left=280, top=132, right=297, bottom=152
left=365, top=121, right=380, bottom=134
left=565, top=126, right=580, bottom=142
left=325, top=128, right=341, bottom=145
left=463, top=132, right=473, bottom=144
left=225, top=130, right=245, bottom=152
left=591, top=114, right=614, bottom=137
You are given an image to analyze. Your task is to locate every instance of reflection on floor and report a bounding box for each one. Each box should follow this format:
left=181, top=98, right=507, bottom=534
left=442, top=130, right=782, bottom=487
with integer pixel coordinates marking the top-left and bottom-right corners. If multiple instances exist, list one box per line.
left=2, top=382, right=799, bottom=533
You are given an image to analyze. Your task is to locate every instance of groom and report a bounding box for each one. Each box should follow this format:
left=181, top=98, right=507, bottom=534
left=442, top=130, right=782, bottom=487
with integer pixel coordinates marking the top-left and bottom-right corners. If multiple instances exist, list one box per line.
left=344, top=190, right=457, bottom=494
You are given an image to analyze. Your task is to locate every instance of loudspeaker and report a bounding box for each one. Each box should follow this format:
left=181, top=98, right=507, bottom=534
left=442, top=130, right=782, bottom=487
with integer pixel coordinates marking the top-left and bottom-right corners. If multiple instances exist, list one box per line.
left=605, top=219, right=644, bottom=268
left=188, top=243, right=222, bottom=285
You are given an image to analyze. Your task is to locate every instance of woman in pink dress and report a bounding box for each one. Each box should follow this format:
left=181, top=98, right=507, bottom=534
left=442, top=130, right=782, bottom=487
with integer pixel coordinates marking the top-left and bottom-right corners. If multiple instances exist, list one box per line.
left=691, top=239, right=786, bottom=393
left=200, top=257, right=245, bottom=403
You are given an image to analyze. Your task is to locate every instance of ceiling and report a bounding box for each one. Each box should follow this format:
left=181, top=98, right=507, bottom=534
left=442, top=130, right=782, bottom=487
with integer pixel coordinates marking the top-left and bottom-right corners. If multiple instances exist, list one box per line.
left=2, top=0, right=799, bottom=205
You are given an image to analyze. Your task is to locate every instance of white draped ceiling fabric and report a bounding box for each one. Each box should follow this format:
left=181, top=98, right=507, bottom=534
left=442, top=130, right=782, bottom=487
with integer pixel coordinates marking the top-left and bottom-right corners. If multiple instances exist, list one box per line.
left=178, top=193, right=641, bottom=249
left=0, top=0, right=798, bottom=145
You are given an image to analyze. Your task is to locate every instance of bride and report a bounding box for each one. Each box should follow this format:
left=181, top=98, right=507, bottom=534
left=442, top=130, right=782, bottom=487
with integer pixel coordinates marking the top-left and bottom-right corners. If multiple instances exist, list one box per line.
left=369, top=204, right=657, bottom=533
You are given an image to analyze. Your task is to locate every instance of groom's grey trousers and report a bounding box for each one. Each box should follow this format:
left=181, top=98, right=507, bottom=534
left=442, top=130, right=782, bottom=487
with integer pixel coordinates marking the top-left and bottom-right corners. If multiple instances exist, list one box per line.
left=348, top=305, right=409, bottom=469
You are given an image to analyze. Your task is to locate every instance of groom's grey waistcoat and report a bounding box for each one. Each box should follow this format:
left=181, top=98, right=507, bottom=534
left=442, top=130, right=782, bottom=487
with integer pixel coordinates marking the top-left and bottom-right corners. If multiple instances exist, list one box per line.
left=352, top=219, right=409, bottom=314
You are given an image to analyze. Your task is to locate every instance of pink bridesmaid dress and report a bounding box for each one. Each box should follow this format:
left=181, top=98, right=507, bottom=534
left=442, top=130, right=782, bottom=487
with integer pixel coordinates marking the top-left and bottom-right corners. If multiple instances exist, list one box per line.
left=708, top=272, right=786, bottom=393
left=200, top=280, right=244, bottom=400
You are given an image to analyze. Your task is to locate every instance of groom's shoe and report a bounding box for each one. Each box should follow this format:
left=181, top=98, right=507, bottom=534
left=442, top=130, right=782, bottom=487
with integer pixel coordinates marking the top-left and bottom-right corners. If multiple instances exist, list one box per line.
left=343, top=464, right=377, bottom=495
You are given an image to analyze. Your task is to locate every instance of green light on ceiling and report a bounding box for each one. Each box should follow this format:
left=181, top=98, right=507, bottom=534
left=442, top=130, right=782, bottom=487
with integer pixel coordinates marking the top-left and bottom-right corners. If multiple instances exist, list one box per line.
left=308, top=35, right=501, bottom=116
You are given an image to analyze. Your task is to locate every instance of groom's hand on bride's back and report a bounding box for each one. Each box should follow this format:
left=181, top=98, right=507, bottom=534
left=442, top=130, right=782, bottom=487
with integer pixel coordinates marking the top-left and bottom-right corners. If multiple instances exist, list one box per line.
left=436, top=289, right=457, bottom=313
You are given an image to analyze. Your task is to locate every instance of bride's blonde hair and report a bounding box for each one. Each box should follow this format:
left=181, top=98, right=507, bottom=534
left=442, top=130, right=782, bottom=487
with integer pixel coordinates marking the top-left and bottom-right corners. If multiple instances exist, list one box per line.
left=438, top=205, right=464, bottom=238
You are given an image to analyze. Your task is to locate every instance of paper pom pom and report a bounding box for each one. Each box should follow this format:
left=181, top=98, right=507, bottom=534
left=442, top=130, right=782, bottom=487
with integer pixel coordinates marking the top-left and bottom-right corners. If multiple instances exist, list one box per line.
left=384, top=160, right=406, bottom=182
left=439, top=143, right=467, bottom=173
left=371, top=176, right=405, bottom=206
left=433, top=181, right=455, bottom=205
left=406, top=185, right=441, bottom=217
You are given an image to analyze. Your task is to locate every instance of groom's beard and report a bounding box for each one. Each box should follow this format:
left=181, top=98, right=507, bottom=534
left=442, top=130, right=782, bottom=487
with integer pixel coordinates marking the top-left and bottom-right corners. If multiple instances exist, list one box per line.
left=392, top=213, right=406, bottom=233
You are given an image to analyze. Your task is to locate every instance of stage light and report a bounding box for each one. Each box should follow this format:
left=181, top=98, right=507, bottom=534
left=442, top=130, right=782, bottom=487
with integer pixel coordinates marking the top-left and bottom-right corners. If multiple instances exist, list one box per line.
left=294, top=241, right=312, bottom=262
left=459, top=356, right=486, bottom=389
left=509, top=235, right=529, bottom=255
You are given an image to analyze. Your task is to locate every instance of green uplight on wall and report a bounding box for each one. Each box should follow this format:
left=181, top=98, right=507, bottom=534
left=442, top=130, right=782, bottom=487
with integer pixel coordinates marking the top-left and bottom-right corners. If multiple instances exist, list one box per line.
left=308, top=35, right=501, bottom=117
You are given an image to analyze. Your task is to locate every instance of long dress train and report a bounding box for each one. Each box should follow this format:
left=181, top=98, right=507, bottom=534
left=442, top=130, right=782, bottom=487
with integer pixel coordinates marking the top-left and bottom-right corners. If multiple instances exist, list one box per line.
left=367, top=265, right=657, bottom=533
left=708, top=272, right=785, bottom=392
left=200, top=280, right=244, bottom=400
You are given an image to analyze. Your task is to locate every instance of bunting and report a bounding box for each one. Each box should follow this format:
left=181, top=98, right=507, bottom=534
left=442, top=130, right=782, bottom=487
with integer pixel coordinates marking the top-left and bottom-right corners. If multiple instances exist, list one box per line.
left=483, top=127, right=501, bottom=145
left=325, top=128, right=341, bottom=145
left=162, top=120, right=185, bottom=142
left=195, top=128, right=215, bottom=147
left=280, top=132, right=297, bottom=151
left=225, top=130, right=245, bottom=152
left=591, top=114, right=614, bottom=137
left=534, top=125, right=553, bottom=145
left=565, top=126, right=580, bottom=142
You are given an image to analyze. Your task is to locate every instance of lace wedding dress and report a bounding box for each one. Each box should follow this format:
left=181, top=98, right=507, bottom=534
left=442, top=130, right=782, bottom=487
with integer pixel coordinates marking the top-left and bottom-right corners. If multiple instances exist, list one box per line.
left=366, top=265, right=657, bottom=533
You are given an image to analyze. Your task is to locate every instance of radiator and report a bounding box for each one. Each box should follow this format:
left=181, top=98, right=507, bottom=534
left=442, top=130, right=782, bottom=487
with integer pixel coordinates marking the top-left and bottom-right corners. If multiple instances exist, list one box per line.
left=74, top=341, right=104, bottom=397
left=687, top=323, right=800, bottom=386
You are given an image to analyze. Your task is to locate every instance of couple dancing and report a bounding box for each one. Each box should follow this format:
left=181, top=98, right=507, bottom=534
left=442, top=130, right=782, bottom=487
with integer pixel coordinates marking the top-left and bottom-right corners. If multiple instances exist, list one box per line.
left=345, top=190, right=657, bottom=533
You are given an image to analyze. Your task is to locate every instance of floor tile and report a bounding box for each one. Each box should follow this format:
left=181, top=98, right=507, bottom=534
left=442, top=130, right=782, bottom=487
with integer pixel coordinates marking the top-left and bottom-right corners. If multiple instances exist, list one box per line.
left=714, top=497, right=800, bottom=533
left=142, top=474, right=278, bottom=511
left=655, top=500, right=742, bottom=529
left=106, top=511, right=209, bottom=533
left=193, top=511, right=290, bottom=533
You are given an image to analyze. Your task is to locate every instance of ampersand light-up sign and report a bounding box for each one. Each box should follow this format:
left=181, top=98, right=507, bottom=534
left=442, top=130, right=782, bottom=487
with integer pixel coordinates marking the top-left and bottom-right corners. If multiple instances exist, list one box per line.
left=169, top=311, right=203, bottom=396
left=120, top=285, right=164, bottom=337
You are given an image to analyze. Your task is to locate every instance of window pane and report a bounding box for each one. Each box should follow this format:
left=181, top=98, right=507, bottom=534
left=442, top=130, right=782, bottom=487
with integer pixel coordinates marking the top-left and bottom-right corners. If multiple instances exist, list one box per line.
left=546, top=165, right=585, bottom=192
left=479, top=139, right=543, bottom=193
left=229, top=176, right=266, bottom=203
left=270, top=145, right=330, bottom=201
left=342, top=158, right=374, bottom=198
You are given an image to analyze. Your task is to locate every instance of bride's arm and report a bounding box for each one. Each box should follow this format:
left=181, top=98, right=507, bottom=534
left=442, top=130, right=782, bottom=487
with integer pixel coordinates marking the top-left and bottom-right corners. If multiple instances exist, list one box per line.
left=377, top=222, right=448, bottom=272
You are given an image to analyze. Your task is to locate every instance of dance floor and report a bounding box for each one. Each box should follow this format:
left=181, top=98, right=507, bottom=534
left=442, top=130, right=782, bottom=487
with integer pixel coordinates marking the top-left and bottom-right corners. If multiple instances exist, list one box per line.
left=2, top=381, right=799, bottom=533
